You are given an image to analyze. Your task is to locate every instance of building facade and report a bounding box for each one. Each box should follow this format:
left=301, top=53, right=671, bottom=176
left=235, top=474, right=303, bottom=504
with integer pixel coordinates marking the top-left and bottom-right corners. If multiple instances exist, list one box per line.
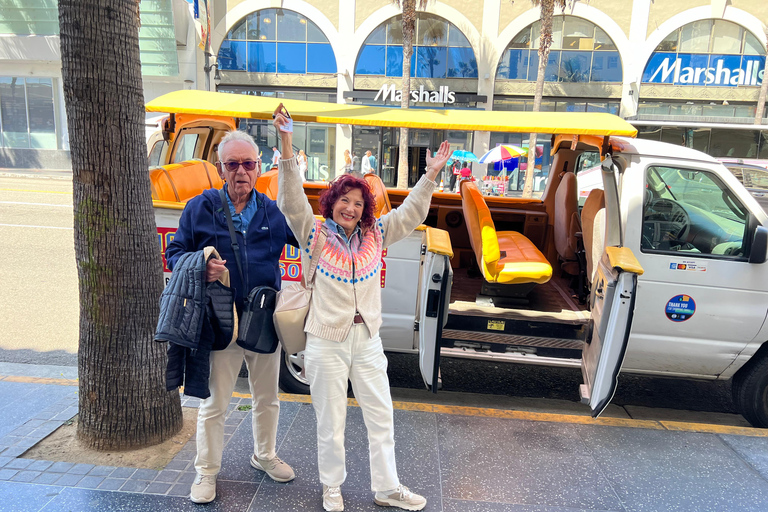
left=2, top=0, right=767, bottom=177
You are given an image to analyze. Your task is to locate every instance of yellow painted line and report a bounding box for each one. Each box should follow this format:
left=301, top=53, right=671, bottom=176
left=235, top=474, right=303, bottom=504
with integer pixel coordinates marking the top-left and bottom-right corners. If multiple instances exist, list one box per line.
left=0, top=375, right=78, bottom=386
left=0, top=188, right=72, bottom=195
left=5, top=374, right=765, bottom=437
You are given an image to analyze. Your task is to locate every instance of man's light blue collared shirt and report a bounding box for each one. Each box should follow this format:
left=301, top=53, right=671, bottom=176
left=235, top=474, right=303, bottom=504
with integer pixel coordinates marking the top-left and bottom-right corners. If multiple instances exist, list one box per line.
left=223, top=183, right=259, bottom=234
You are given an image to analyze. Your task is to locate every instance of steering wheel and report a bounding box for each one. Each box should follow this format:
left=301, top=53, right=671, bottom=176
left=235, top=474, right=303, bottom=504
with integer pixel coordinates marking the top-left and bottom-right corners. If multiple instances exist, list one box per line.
left=643, top=198, right=691, bottom=250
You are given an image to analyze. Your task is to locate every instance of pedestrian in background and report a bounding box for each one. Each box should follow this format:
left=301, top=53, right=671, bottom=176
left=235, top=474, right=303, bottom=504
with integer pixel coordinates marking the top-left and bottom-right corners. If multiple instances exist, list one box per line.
left=166, top=130, right=297, bottom=504
left=361, top=150, right=372, bottom=174
left=274, top=103, right=450, bottom=512
left=271, top=146, right=281, bottom=167
left=297, top=149, right=308, bottom=181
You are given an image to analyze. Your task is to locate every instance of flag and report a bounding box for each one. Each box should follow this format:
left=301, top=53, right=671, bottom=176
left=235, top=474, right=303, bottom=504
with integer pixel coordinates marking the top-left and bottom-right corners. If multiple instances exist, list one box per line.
left=193, top=0, right=211, bottom=52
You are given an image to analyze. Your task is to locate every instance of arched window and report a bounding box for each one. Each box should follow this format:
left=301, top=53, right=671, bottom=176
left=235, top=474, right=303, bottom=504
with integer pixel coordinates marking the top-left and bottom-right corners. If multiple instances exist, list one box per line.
left=642, top=20, right=765, bottom=86
left=217, top=9, right=336, bottom=74
left=497, top=16, right=622, bottom=83
left=355, top=15, right=477, bottom=78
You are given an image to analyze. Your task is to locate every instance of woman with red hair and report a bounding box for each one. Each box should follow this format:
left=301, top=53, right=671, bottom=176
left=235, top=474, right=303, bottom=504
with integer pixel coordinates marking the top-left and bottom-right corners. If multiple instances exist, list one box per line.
left=274, top=104, right=450, bottom=512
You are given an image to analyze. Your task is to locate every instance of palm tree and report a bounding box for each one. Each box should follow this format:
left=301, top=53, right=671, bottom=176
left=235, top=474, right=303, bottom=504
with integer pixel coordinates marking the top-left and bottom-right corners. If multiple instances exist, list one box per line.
left=523, top=0, right=566, bottom=198
left=59, top=0, right=182, bottom=449
left=754, top=29, right=767, bottom=125
left=392, top=0, right=428, bottom=189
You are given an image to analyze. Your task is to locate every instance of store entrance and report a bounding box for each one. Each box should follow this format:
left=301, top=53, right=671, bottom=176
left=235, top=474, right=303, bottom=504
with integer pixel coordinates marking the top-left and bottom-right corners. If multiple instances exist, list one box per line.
left=385, top=129, right=438, bottom=187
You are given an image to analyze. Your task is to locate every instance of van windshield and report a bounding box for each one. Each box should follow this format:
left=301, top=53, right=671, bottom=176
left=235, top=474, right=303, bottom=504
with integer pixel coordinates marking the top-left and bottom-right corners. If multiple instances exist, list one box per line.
left=642, top=166, right=748, bottom=257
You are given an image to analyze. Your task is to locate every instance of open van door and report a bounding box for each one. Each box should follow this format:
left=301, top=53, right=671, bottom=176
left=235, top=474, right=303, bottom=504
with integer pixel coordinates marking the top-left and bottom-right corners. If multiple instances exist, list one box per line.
left=417, top=229, right=453, bottom=392
left=580, top=155, right=644, bottom=417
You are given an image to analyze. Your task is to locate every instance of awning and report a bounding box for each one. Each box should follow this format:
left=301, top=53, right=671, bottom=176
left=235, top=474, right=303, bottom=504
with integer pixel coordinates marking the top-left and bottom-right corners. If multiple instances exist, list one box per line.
left=146, top=90, right=638, bottom=137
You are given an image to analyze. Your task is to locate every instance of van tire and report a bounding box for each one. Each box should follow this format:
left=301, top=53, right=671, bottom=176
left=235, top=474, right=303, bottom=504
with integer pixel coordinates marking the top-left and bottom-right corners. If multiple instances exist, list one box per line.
left=732, top=351, right=768, bottom=428
left=278, top=349, right=310, bottom=395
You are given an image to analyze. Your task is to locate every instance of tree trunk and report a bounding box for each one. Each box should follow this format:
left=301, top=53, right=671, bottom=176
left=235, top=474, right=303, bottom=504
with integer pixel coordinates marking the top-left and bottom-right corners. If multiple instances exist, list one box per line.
left=397, top=0, right=417, bottom=189
left=755, top=39, right=768, bottom=125
left=524, top=0, right=555, bottom=198
left=59, top=0, right=182, bottom=450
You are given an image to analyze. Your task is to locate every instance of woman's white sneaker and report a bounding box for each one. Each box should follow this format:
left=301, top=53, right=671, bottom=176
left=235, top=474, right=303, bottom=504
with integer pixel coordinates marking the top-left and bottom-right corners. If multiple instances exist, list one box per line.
left=189, top=473, right=216, bottom=503
left=323, top=484, right=344, bottom=511
left=374, top=485, right=426, bottom=510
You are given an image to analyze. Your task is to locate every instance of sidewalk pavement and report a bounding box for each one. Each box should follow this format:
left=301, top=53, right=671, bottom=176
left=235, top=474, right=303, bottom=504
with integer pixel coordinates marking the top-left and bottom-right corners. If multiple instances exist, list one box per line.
left=1, top=363, right=768, bottom=512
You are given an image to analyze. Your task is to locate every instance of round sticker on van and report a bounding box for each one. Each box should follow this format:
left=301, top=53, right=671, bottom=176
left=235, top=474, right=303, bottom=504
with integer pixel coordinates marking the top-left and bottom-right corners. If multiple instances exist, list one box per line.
left=665, top=295, right=695, bottom=322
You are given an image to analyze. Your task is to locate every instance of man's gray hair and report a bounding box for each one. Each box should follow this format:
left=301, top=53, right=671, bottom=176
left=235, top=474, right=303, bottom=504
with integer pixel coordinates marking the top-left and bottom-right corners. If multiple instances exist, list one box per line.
left=218, top=130, right=260, bottom=160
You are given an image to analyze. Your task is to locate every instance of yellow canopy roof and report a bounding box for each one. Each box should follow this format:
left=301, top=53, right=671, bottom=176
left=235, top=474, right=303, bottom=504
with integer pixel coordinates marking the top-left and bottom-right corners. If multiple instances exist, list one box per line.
left=146, top=90, right=637, bottom=137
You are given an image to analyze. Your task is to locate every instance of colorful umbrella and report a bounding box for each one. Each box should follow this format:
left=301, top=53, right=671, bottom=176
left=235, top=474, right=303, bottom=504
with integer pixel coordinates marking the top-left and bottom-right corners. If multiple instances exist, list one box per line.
left=478, top=145, right=527, bottom=164
left=447, top=149, right=478, bottom=165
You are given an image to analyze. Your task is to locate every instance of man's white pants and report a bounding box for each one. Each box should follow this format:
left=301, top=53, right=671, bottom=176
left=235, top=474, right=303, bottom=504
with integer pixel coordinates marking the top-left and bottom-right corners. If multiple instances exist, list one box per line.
left=305, top=324, right=400, bottom=492
left=194, top=340, right=281, bottom=475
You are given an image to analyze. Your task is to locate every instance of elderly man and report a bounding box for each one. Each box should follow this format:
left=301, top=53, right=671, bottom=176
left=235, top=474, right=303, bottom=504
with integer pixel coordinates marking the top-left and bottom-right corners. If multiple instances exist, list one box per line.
left=361, top=150, right=372, bottom=174
left=165, top=130, right=297, bottom=504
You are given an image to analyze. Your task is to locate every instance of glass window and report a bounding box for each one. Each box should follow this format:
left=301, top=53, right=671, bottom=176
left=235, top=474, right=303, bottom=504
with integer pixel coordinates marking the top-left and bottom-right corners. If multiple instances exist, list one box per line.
left=679, top=20, right=711, bottom=52
left=590, top=51, right=622, bottom=82
left=218, top=40, right=247, bottom=71
left=636, top=125, right=662, bottom=140
left=248, top=42, right=277, bottom=73
left=0, top=77, right=29, bottom=148
left=509, top=29, right=532, bottom=49
left=356, top=45, right=386, bottom=75
left=148, top=140, right=168, bottom=168
left=760, top=132, right=768, bottom=159
left=709, top=128, right=760, bottom=158
left=448, top=48, right=478, bottom=78
left=448, top=27, right=471, bottom=48
left=669, top=103, right=703, bottom=116
left=387, top=19, right=403, bottom=45
left=593, top=28, right=617, bottom=51
left=416, top=46, right=447, bottom=78
left=418, top=18, right=447, bottom=46
left=711, top=20, right=742, bottom=54
left=228, top=19, right=246, bottom=40
left=174, top=133, right=198, bottom=162
left=562, top=18, right=593, bottom=50
left=277, top=10, right=306, bottom=42
left=559, top=51, right=591, bottom=82
left=499, top=16, right=621, bottom=84
left=656, top=31, right=679, bottom=52
left=219, top=9, right=336, bottom=75
left=307, top=22, right=329, bottom=43
left=357, top=14, right=476, bottom=80
left=247, top=11, right=276, bottom=41
left=277, top=43, right=306, bottom=73
left=307, top=44, right=336, bottom=73
left=642, top=166, right=748, bottom=258
left=744, top=32, right=763, bottom=56
left=25, top=78, right=55, bottom=149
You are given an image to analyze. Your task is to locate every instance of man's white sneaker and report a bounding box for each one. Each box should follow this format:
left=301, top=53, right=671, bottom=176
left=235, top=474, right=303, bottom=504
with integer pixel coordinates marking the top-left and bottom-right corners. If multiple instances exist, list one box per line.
left=323, top=484, right=344, bottom=511
left=250, top=454, right=296, bottom=482
left=374, top=485, right=426, bottom=511
left=189, top=473, right=216, bottom=503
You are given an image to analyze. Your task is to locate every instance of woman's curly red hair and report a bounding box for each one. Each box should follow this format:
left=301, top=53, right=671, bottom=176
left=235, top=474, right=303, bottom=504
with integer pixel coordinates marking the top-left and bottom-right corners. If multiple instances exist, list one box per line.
left=319, top=174, right=376, bottom=230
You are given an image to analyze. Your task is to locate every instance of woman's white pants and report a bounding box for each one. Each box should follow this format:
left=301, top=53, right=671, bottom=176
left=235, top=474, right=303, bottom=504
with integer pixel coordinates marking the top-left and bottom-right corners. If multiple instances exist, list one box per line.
left=305, top=324, right=400, bottom=491
left=194, top=340, right=281, bottom=475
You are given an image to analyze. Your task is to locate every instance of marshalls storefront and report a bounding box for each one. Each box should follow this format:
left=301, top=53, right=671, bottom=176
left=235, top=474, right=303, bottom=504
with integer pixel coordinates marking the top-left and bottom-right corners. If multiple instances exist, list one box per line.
left=208, top=0, right=767, bottom=186
left=1, top=1, right=766, bottom=176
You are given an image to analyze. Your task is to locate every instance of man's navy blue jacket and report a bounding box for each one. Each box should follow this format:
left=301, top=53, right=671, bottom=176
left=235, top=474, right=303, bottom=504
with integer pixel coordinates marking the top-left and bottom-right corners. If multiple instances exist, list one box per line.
left=165, top=188, right=298, bottom=312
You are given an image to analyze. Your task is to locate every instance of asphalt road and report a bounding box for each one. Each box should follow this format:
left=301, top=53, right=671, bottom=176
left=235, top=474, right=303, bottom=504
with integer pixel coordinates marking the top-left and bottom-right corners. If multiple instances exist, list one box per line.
left=0, top=174, right=744, bottom=426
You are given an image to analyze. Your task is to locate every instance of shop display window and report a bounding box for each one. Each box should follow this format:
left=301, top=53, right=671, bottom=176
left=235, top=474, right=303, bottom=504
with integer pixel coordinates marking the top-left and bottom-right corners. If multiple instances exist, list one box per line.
left=355, top=14, right=478, bottom=79
left=218, top=9, right=336, bottom=75
left=497, top=15, right=623, bottom=84
left=0, top=76, right=56, bottom=149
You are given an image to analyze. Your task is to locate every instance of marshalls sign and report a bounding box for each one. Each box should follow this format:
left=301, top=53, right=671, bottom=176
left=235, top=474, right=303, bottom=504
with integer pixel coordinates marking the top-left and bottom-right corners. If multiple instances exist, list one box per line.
left=642, top=52, right=765, bottom=86
left=375, top=84, right=456, bottom=104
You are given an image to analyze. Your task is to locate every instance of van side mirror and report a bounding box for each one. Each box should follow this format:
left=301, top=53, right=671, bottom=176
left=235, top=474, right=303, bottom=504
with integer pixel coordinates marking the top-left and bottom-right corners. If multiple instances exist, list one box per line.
left=749, top=226, right=768, bottom=264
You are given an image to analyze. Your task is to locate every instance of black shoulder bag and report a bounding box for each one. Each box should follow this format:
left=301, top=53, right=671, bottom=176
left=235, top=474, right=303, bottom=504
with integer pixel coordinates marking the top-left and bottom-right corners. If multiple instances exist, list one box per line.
left=219, top=188, right=279, bottom=354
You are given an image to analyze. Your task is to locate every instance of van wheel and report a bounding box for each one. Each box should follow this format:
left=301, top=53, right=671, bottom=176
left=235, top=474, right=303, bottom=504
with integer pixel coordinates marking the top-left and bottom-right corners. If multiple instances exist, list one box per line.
left=733, top=351, right=768, bottom=428
left=278, top=349, right=310, bottom=395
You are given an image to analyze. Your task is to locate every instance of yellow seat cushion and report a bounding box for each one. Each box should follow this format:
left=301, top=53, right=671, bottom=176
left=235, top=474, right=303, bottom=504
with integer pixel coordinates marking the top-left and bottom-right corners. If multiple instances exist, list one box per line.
left=495, top=231, right=553, bottom=284
left=461, top=181, right=552, bottom=285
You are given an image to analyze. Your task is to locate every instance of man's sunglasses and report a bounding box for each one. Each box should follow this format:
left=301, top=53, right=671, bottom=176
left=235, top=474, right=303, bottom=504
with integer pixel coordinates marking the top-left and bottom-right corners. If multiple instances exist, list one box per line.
left=220, top=160, right=260, bottom=172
